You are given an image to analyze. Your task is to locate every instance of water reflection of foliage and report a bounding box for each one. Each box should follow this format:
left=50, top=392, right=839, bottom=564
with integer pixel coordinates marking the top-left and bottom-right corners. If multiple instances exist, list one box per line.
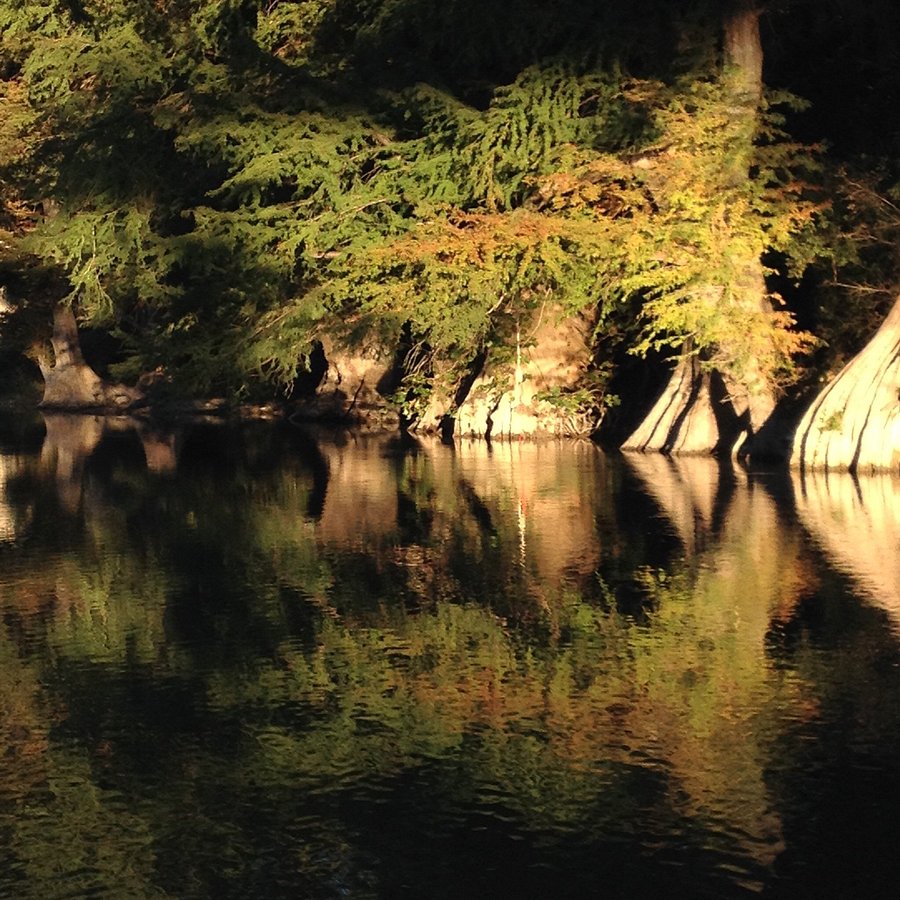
left=4, top=426, right=900, bottom=897
left=207, top=537, right=806, bottom=879
left=8, top=748, right=164, bottom=900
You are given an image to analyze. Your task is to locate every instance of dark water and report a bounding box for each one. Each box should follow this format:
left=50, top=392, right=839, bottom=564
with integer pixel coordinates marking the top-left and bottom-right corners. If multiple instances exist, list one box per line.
left=2, top=412, right=900, bottom=899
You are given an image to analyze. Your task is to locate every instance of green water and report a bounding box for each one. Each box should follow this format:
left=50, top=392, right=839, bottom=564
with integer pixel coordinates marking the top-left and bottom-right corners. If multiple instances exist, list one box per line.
left=2, top=413, right=900, bottom=898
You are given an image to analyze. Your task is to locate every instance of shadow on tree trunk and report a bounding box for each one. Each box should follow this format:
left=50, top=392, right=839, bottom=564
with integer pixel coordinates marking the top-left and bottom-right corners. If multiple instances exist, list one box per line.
left=38, top=304, right=142, bottom=411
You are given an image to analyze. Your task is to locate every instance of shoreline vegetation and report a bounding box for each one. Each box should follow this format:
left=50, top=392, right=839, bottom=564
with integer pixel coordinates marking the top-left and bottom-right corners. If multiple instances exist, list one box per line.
left=2, top=2, right=899, bottom=473
left=5, top=286, right=900, bottom=475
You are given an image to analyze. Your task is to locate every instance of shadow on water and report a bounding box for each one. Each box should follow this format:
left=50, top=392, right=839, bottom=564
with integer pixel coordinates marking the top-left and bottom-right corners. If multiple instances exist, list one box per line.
left=1, top=418, right=900, bottom=898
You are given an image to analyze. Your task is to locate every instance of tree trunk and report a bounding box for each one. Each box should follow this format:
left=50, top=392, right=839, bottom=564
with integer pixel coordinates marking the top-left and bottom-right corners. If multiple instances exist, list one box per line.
left=719, top=5, right=778, bottom=451
left=297, top=334, right=400, bottom=430
left=39, top=304, right=141, bottom=410
left=420, top=305, right=597, bottom=439
left=791, top=294, right=900, bottom=473
left=622, top=353, right=736, bottom=454
left=622, top=5, right=777, bottom=458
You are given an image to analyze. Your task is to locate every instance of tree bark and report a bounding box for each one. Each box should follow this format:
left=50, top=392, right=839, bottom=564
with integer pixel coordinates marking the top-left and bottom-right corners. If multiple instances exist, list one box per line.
left=421, top=305, right=597, bottom=439
left=723, top=3, right=764, bottom=110
left=38, top=303, right=141, bottom=410
left=623, top=5, right=777, bottom=458
left=791, top=294, right=900, bottom=473
left=622, top=354, right=732, bottom=454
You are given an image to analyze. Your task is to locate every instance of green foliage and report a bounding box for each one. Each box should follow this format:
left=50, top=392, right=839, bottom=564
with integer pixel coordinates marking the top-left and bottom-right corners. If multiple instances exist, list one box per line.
left=534, top=363, right=620, bottom=423
left=820, top=409, right=843, bottom=433
left=255, top=0, right=332, bottom=65
left=23, top=205, right=177, bottom=317
left=0, top=0, right=852, bottom=404
left=230, top=63, right=646, bottom=396
left=531, top=77, right=828, bottom=387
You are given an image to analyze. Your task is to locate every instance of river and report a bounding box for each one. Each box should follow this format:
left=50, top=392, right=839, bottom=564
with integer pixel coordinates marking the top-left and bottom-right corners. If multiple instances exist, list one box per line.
left=1, top=412, right=899, bottom=899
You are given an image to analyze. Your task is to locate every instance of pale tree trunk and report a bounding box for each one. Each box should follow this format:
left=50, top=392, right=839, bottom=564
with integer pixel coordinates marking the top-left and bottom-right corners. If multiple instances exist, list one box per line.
left=622, top=351, right=731, bottom=454
left=38, top=304, right=141, bottom=410
left=623, top=4, right=777, bottom=458
left=300, top=334, right=400, bottom=430
left=418, top=305, right=597, bottom=439
left=791, top=294, right=900, bottom=473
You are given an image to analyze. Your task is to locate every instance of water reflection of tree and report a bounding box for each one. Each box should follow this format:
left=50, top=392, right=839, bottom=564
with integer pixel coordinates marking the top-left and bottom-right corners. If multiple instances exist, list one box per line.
left=793, top=470, right=900, bottom=632
left=196, top=449, right=822, bottom=884
left=3, top=422, right=899, bottom=896
left=765, top=472, right=900, bottom=898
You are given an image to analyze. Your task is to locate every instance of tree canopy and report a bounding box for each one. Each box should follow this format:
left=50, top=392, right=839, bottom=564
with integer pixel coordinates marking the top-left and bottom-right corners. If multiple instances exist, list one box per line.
left=1, top=0, right=898, bottom=437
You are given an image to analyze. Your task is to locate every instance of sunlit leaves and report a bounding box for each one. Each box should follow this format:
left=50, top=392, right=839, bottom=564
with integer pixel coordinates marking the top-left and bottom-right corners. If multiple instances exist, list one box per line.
left=0, top=0, right=834, bottom=399
left=527, top=75, right=826, bottom=385
left=24, top=205, right=180, bottom=319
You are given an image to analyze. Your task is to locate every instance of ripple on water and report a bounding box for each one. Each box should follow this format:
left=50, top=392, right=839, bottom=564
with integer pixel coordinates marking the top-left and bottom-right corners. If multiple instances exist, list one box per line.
left=1, top=431, right=900, bottom=898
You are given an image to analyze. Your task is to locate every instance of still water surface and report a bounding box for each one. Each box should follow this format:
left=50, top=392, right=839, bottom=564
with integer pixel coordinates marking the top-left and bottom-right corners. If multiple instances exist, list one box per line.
left=2, top=413, right=900, bottom=898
